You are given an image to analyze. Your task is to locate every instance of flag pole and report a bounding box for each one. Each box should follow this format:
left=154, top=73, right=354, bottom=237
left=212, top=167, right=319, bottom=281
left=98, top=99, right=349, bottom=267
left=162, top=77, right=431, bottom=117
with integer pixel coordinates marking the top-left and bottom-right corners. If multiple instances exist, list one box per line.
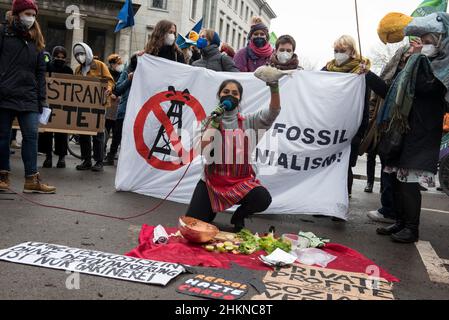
left=354, top=0, right=363, bottom=58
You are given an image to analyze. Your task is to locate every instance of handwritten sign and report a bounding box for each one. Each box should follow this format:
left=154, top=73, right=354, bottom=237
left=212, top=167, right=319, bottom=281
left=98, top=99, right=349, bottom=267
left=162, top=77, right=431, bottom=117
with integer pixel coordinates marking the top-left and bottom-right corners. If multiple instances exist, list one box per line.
left=0, top=242, right=185, bottom=286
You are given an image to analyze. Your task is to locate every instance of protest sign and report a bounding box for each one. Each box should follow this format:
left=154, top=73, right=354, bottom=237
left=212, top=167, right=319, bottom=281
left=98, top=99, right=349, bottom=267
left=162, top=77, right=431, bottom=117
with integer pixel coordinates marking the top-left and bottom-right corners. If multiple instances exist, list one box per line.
left=252, top=264, right=395, bottom=301
left=0, top=242, right=185, bottom=286
left=13, top=74, right=108, bottom=135
left=177, top=274, right=248, bottom=300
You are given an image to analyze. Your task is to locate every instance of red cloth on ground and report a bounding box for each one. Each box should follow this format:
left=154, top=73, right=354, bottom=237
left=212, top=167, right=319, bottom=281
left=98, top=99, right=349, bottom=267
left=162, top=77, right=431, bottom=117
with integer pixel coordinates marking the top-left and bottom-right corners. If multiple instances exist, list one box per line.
left=126, top=225, right=399, bottom=282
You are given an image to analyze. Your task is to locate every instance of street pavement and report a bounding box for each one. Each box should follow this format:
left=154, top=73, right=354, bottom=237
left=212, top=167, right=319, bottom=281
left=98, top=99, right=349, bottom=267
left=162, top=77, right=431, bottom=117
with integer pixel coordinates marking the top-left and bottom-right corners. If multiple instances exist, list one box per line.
left=1, top=151, right=448, bottom=300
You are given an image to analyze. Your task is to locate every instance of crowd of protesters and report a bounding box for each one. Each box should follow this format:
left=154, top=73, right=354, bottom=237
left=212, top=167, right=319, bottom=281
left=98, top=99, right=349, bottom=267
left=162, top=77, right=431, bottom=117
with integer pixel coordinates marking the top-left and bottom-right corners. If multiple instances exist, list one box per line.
left=0, top=0, right=448, bottom=242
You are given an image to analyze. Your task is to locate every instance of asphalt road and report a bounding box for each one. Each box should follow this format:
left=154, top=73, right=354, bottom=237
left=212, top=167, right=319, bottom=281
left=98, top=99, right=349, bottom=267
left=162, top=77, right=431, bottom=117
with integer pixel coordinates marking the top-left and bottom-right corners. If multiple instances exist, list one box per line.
left=1, top=152, right=448, bottom=300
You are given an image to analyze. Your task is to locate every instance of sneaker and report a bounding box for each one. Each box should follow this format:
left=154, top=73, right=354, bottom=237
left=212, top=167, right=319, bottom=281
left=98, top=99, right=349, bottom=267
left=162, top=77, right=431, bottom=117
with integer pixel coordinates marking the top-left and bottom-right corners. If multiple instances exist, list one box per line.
left=42, top=157, right=53, bottom=168
left=91, top=161, right=104, bottom=172
left=364, top=183, right=374, bottom=193
left=23, top=173, right=56, bottom=194
left=76, top=160, right=92, bottom=171
left=0, top=171, right=10, bottom=191
left=368, top=211, right=396, bottom=224
left=10, top=140, right=21, bottom=149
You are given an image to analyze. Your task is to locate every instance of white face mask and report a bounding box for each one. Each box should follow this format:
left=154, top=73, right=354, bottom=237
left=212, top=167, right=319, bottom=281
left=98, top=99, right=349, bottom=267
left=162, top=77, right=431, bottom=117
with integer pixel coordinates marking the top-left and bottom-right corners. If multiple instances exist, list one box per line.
left=115, top=64, right=125, bottom=73
left=421, top=44, right=438, bottom=57
left=165, top=33, right=176, bottom=46
left=20, top=16, right=35, bottom=29
left=277, top=51, right=293, bottom=64
left=76, top=54, right=86, bottom=65
left=335, top=53, right=350, bottom=66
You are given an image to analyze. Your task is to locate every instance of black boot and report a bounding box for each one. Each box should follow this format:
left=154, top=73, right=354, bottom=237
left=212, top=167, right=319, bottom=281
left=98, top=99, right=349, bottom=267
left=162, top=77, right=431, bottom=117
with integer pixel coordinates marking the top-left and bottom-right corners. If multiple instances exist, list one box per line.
left=91, top=161, right=104, bottom=172
left=76, top=160, right=92, bottom=171
left=104, top=153, right=115, bottom=166
left=231, top=211, right=246, bottom=233
left=377, top=223, right=405, bottom=236
left=42, top=157, right=52, bottom=168
left=391, top=228, right=419, bottom=243
left=56, top=156, right=66, bottom=169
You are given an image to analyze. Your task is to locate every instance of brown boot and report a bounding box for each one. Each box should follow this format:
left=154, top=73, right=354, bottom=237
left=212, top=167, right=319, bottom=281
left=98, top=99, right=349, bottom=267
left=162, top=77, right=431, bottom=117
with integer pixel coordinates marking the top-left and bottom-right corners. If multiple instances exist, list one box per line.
left=0, top=171, right=10, bottom=191
left=23, top=173, right=56, bottom=194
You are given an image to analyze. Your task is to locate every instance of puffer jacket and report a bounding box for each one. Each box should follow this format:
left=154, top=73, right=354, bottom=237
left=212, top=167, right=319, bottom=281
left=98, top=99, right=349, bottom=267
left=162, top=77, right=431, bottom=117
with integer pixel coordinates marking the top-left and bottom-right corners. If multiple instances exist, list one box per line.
left=0, top=23, right=48, bottom=113
left=192, top=45, right=239, bottom=72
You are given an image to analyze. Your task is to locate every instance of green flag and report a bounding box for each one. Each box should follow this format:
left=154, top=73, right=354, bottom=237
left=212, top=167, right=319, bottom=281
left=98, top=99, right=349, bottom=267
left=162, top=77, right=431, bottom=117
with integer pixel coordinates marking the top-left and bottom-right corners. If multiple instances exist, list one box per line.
left=411, top=0, right=448, bottom=17
left=269, top=32, right=278, bottom=48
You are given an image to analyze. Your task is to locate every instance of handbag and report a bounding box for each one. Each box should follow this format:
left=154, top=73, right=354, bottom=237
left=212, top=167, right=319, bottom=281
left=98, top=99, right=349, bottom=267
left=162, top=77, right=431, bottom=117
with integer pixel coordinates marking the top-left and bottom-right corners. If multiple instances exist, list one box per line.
left=377, top=128, right=404, bottom=160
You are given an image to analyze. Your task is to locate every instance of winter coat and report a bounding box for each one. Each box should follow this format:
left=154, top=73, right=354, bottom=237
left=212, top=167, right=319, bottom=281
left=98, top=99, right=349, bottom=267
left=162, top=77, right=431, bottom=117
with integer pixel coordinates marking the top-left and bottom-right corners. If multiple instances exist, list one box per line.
left=192, top=45, right=239, bottom=72
left=113, top=69, right=132, bottom=120
left=0, top=23, right=47, bottom=113
left=366, top=62, right=447, bottom=174
left=47, top=60, right=73, bottom=76
left=234, top=46, right=271, bottom=72
left=156, top=45, right=185, bottom=64
left=322, top=66, right=370, bottom=167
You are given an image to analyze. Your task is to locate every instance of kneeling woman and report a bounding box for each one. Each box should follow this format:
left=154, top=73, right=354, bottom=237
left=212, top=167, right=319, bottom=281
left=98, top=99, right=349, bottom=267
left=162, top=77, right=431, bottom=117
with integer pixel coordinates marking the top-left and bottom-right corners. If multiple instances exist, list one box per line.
left=186, top=80, right=281, bottom=232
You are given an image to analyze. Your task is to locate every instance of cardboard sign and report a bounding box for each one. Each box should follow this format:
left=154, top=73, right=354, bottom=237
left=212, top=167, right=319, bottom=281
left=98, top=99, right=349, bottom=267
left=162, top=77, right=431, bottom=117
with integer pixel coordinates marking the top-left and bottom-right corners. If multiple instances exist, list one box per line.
left=252, top=264, right=395, bottom=301
left=13, top=73, right=108, bottom=136
left=177, top=274, right=248, bottom=300
left=0, top=242, right=185, bottom=286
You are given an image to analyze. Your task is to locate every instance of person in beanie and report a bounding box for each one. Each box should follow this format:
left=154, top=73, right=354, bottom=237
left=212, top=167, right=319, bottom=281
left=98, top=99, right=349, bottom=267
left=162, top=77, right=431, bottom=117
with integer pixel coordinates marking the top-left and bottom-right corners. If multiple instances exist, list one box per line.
left=234, top=17, right=274, bottom=72
left=192, top=29, right=239, bottom=72
left=220, top=43, right=235, bottom=59
left=0, top=0, right=56, bottom=194
left=39, top=46, right=73, bottom=169
left=73, top=42, right=115, bottom=172
left=270, top=35, right=302, bottom=71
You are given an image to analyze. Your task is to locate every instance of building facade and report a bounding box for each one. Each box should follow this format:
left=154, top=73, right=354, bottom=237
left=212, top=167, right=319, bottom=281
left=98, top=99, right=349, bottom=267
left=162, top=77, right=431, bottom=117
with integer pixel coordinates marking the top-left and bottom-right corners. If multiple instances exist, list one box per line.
left=0, top=0, right=275, bottom=68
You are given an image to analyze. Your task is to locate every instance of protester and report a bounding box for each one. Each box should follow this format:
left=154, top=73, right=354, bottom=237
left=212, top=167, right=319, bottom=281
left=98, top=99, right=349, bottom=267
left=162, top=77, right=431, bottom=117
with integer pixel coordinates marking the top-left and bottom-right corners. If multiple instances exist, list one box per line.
left=270, top=34, right=301, bottom=70
left=322, top=35, right=370, bottom=200
left=364, top=14, right=449, bottom=243
left=144, top=20, right=185, bottom=64
left=106, top=53, right=138, bottom=166
left=73, top=42, right=115, bottom=172
left=104, top=54, right=123, bottom=166
left=365, top=45, right=414, bottom=223
left=186, top=79, right=281, bottom=232
left=38, top=46, right=73, bottom=169
left=234, top=17, right=274, bottom=72
left=220, top=42, right=235, bottom=59
left=192, top=29, right=239, bottom=72
left=0, top=0, right=56, bottom=194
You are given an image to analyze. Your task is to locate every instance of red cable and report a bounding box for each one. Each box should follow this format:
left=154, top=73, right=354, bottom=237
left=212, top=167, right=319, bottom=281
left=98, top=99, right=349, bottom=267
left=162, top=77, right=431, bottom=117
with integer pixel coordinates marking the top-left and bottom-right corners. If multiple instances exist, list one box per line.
left=6, top=161, right=193, bottom=222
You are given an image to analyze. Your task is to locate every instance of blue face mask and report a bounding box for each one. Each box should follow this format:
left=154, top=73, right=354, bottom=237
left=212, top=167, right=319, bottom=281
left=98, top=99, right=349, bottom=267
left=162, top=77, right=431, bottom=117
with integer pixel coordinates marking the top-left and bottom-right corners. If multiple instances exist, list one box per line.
left=253, top=37, right=267, bottom=48
left=197, top=38, right=208, bottom=50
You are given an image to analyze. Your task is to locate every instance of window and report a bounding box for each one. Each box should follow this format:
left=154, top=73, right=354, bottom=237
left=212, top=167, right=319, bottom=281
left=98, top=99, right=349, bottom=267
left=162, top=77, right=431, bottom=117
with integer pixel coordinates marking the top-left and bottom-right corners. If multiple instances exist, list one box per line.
left=190, top=0, right=198, bottom=20
left=152, top=0, right=167, bottom=10
left=234, top=0, right=238, bottom=11
left=240, top=1, right=244, bottom=17
left=87, top=28, right=106, bottom=62
left=250, top=10, right=253, bottom=22
left=45, top=23, right=67, bottom=54
left=232, top=28, right=236, bottom=47
left=226, top=23, right=230, bottom=43
left=245, top=6, right=249, bottom=21
left=238, top=33, right=241, bottom=50
left=219, top=18, right=224, bottom=37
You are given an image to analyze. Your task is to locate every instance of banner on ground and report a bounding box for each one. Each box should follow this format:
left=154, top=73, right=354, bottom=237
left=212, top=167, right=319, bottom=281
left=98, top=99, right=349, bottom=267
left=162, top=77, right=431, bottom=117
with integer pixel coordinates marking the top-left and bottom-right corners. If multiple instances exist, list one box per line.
left=0, top=242, right=185, bottom=286
left=13, top=74, right=108, bottom=135
left=116, top=55, right=365, bottom=218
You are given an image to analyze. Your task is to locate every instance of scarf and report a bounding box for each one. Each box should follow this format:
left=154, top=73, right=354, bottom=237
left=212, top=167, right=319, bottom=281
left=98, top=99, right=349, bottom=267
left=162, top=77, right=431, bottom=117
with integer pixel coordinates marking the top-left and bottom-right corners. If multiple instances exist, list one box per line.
left=377, top=54, right=433, bottom=134
left=248, top=41, right=273, bottom=59
left=432, top=36, right=449, bottom=104
left=326, top=57, right=371, bottom=74
left=380, top=45, right=410, bottom=85
left=270, top=53, right=300, bottom=70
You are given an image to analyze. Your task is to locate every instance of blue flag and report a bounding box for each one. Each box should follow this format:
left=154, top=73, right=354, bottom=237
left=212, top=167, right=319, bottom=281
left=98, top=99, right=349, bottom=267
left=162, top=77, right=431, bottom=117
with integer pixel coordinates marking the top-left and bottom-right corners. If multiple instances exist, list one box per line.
left=115, top=0, right=135, bottom=33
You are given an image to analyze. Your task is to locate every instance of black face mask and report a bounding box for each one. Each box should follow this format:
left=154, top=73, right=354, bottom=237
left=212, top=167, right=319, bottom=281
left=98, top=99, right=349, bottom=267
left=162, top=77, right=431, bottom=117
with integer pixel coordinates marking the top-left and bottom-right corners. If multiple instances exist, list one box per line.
left=220, top=95, right=240, bottom=111
left=253, top=37, right=267, bottom=48
left=53, top=59, right=65, bottom=68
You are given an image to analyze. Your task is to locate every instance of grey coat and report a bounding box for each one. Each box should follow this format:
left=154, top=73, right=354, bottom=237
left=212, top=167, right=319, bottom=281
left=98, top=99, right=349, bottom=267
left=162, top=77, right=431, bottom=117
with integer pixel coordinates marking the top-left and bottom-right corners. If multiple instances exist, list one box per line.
left=192, top=45, right=239, bottom=72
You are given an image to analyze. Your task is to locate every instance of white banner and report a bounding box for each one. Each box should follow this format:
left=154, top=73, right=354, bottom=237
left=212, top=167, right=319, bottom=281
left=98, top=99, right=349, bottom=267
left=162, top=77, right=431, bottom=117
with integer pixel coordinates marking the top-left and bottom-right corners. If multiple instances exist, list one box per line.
left=116, top=55, right=365, bottom=219
left=0, top=242, right=185, bottom=286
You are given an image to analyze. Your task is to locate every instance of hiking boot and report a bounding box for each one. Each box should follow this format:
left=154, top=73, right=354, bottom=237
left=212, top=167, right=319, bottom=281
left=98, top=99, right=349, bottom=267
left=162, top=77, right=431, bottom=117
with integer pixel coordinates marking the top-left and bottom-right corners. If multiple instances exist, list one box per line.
left=23, top=173, right=56, bottom=194
left=391, top=228, right=419, bottom=244
left=56, top=157, right=66, bottom=169
left=42, top=157, right=53, bottom=168
left=0, top=171, right=10, bottom=191
left=76, top=160, right=92, bottom=171
left=91, top=161, right=104, bottom=172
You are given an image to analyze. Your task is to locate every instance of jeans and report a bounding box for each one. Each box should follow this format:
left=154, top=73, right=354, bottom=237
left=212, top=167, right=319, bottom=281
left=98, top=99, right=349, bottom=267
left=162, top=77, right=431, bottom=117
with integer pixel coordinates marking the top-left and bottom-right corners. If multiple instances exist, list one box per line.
left=0, top=109, right=39, bottom=176
left=378, top=156, right=396, bottom=219
left=79, top=132, right=105, bottom=163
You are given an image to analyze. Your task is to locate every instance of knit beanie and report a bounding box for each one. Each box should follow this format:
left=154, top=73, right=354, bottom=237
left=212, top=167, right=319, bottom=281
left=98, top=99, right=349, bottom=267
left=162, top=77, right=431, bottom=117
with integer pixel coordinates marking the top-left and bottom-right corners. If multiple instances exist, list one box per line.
left=248, top=19, right=269, bottom=40
left=211, top=32, right=221, bottom=47
left=12, top=0, right=38, bottom=15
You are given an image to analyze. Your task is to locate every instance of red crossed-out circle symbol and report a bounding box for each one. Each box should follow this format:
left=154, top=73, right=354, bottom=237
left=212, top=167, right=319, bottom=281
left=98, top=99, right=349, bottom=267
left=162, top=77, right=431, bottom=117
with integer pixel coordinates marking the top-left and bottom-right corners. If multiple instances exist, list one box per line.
left=134, top=89, right=206, bottom=171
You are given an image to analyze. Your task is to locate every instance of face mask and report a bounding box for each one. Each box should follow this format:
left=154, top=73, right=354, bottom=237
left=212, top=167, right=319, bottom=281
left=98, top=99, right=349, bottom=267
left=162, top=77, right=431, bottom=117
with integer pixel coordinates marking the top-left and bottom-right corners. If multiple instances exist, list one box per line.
left=220, top=95, right=240, bottom=111
left=197, top=38, right=208, bottom=50
left=334, top=53, right=350, bottom=66
left=253, top=37, right=267, bottom=48
left=421, top=44, right=438, bottom=58
left=115, top=64, right=125, bottom=73
left=165, top=33, right=176, bottom=46
left=277, top=52, right=293, bottom=64
left=53, top=59, right=65, bottom=68
left=76, top=54, right=86, bottom=65
left=20, top=16, right=35, bottom=29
